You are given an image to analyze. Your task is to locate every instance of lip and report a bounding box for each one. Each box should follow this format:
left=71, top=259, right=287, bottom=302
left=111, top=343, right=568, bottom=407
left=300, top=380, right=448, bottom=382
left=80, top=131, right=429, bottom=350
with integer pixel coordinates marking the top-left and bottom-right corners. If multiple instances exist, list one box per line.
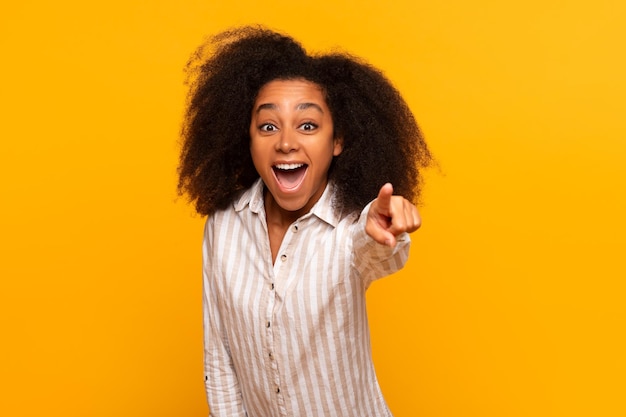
left=271, top=164, right=308, bottom=192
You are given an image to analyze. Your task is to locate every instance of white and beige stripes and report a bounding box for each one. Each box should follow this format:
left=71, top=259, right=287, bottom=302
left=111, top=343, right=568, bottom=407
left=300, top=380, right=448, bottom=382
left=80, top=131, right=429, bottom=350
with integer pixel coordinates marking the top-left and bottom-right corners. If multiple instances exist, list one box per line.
left=203, top=179, right=410, bottom=417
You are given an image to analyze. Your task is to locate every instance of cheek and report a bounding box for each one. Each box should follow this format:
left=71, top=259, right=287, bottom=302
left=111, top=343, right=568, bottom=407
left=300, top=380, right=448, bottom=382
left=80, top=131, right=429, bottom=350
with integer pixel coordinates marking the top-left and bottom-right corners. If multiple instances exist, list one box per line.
left=249, top=136, right=260, bottom=156
left=249, top=139, right=269, bottom=171
left=249, top=142, right=259, bottom=167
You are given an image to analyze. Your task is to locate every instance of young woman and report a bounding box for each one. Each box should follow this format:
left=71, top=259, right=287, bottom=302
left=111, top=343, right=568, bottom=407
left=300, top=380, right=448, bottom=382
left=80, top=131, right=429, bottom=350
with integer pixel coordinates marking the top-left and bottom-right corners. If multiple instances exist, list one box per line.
left=178, top=26, right=432, bottom=417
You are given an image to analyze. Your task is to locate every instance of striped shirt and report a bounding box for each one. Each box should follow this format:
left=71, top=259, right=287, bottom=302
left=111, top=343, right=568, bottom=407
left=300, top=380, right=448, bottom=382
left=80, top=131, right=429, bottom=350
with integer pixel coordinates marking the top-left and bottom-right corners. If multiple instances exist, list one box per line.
left=203, top=179, right=410, bottom=417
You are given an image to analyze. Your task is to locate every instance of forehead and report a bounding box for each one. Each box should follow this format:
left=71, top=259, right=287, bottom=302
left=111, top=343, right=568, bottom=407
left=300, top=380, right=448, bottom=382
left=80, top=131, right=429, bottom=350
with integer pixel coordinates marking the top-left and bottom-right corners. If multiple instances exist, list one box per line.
left=254, top=79, right=327, bottom=107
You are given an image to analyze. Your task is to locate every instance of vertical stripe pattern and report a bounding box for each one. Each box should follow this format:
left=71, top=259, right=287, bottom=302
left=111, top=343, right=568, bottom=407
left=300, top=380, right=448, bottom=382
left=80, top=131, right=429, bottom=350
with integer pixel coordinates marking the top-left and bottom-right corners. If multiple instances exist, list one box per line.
left=203, top=179, right=410, bottom=417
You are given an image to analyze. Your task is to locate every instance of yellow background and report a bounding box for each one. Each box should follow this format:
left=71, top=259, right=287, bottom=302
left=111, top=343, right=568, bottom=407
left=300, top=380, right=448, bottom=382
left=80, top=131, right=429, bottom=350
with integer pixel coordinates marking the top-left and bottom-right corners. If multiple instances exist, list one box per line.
left=1, top=0, right=625, bottom=416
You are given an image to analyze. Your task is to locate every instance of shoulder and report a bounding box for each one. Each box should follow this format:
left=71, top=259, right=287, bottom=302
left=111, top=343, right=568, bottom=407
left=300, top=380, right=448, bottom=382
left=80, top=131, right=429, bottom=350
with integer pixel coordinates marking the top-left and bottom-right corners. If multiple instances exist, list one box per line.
left=310, top=181, right=361, bottom=228
left=232, top=178, right=264, bottom=213
left=204, top=179, right=266, bottom=240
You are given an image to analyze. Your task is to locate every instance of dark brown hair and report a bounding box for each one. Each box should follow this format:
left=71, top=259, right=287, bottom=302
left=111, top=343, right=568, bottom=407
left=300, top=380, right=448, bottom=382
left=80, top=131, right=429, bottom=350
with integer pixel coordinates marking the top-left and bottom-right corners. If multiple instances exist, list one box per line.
left=178, top=26, right=432, bottom=216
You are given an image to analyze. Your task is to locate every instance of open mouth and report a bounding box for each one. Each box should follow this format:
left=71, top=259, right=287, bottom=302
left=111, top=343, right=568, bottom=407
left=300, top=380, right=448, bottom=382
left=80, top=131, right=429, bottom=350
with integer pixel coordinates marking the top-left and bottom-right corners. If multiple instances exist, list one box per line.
left=272, top=163, right=308, bottom=190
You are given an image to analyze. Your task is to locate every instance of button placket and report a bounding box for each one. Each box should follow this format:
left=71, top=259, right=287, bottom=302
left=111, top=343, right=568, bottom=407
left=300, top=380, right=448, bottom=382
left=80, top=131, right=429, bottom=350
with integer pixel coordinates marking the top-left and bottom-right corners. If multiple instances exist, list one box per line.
left=265, top=261, right=283, bottom=415
left=267, top=219, right=304, bottom=417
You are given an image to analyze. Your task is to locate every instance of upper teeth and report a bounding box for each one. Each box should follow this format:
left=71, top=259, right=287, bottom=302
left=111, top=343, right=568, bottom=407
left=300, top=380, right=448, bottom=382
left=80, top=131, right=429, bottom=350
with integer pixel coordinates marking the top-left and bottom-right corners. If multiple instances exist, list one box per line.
left=275, top=163, right=304, bottom=170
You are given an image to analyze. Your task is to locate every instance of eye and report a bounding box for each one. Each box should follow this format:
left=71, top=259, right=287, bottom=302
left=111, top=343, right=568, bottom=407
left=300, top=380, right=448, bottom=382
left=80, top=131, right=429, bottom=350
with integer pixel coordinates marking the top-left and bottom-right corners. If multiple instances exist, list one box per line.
left=259, top=123, right=278, bottom=132
left=299, top=122, right=318, bottom=132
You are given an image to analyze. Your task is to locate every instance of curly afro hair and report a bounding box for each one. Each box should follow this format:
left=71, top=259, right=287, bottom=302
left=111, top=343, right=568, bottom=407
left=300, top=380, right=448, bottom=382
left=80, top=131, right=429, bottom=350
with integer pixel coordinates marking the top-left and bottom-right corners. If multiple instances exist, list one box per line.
left=178, top=26, right=432, bottom=216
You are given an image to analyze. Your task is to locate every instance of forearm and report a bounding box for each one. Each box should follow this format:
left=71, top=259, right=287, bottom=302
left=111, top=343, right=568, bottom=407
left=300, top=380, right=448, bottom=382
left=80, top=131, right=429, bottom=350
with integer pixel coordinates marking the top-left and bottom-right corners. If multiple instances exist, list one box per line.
left=353, top=201, right=411, bottom=286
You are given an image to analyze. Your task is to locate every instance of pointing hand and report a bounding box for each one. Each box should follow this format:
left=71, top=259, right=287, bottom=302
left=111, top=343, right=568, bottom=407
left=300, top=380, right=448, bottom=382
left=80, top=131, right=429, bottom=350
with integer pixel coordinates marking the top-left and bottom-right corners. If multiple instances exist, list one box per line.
left=365, top=183, right=422, bottom=247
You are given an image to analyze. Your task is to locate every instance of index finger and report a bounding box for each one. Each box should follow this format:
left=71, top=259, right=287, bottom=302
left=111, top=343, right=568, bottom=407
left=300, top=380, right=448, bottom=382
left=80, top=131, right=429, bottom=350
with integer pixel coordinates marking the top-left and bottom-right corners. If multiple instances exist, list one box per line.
left=376, top=183, right=394, bottom=214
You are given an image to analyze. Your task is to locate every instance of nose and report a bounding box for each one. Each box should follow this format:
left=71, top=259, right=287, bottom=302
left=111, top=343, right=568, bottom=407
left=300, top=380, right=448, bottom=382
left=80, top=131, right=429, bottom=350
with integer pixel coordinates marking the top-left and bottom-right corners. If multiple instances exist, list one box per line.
left=275, top=130, right=299, bottom=153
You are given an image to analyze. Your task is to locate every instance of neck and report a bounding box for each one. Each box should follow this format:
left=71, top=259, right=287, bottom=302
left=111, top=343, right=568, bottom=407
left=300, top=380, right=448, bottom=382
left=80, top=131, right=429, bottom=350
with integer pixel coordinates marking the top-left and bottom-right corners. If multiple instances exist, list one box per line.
left=263, top=190, right=302, bottom=227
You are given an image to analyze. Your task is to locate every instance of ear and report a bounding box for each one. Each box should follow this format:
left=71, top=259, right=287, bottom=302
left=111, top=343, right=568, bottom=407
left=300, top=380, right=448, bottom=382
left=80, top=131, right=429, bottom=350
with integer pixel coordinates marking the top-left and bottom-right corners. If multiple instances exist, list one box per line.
left=333, top=137, right=343, bottom=156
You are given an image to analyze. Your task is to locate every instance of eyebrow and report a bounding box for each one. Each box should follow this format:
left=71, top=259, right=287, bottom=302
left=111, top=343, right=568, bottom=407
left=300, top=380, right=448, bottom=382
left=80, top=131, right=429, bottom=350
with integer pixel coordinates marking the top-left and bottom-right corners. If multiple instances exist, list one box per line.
left=255, top=102, right=324, bottom=114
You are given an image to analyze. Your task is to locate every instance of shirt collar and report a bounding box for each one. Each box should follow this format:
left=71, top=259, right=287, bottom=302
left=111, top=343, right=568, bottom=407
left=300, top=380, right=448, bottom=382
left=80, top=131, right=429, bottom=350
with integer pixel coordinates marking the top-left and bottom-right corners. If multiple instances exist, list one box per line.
left=234, top=178, right=265, bottom=214
left=233, top=178, right=342, bottom=227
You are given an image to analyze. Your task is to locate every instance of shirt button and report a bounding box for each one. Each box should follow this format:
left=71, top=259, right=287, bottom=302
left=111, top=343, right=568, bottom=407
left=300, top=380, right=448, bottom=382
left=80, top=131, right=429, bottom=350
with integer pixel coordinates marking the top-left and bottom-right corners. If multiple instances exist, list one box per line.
left=266, top=321, right=271, bottom=328
left=280, top=254, right=287, bottom=262
left=276, top=387, right=281, bottom=394
left=269, top=352, right=273, bottom=359
left=270, top=282, right=275, bottom=290
left=292, top=224, right=299, bottom=232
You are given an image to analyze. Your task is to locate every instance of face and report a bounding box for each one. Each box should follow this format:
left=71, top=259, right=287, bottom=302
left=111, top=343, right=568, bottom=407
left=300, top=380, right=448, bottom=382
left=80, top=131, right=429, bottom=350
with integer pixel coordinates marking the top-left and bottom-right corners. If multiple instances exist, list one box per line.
left=250, top=79, right=342, bottom=218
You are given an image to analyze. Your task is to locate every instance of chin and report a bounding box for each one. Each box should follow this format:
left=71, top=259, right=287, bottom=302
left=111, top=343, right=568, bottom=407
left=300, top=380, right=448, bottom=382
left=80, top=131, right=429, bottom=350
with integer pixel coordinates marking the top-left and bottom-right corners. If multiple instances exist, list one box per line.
left=276, top=196, right=310, bottom=213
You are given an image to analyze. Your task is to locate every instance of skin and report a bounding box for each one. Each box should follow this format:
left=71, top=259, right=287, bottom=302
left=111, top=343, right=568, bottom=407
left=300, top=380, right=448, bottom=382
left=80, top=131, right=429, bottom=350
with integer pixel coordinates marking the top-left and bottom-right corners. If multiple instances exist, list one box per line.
left=249, top=79, right=421, bottom=262
left=366, top=183, right=422, bottom=248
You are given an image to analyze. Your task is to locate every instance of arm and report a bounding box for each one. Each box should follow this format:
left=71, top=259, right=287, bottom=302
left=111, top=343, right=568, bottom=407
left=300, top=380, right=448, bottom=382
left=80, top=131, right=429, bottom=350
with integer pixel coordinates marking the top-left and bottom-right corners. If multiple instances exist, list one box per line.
left=353, top=183, right=421, bottom=287
left=202, top=218, right=247, bottom=417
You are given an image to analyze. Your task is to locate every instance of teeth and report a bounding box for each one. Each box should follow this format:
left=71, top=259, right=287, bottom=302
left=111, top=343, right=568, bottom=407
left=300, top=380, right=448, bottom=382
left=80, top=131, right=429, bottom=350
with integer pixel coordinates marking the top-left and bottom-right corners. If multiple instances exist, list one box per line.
left=274, top=163, right=305, bottom=170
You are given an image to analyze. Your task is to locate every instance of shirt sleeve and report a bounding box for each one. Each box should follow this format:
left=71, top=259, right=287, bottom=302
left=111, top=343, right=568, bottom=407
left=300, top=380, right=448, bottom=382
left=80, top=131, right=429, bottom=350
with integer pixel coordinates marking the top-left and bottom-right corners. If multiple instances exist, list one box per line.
left=351, top=201, right=411, bottom=289
left=202, top=217, right=248, bottom=417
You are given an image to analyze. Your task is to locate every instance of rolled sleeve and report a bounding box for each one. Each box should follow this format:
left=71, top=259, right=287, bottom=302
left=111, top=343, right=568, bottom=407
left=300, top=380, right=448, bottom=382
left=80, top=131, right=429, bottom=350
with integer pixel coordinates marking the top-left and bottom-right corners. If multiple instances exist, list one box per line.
left=352, top=201, right=411, bottom=288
